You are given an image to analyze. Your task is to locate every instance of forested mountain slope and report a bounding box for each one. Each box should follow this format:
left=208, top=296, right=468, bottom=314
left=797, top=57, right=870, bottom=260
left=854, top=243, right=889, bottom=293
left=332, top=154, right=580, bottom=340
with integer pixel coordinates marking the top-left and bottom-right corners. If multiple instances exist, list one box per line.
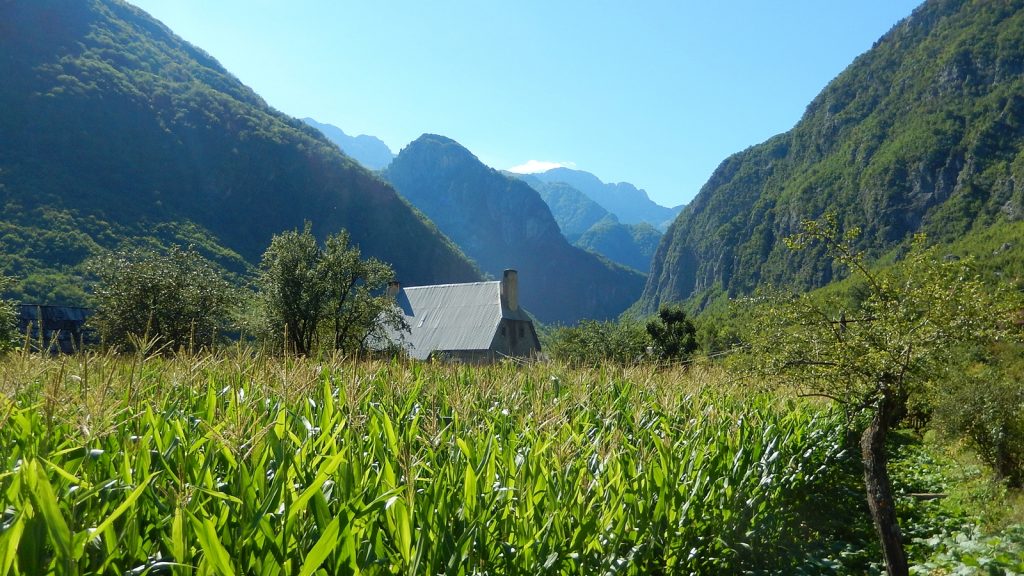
left=515, top=176, right=610, bottom=241
left=0, top=0, right=478, bottom=304
left=641, top=0, right=1024, bottom=312
left=383, top=135, right=645, bottom=324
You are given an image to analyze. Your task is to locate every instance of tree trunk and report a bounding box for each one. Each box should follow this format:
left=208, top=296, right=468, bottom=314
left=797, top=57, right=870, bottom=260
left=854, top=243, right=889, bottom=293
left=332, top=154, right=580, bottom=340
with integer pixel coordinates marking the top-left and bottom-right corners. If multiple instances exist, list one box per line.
left=861, top=393, right=908, bottom=576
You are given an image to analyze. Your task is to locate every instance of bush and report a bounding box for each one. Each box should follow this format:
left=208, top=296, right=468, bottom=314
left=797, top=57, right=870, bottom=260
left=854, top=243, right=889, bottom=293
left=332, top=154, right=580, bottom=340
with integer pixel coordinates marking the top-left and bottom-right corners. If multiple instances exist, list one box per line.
left=0, top=274, right=17, bottom=352
left=546, top=319, right=650, bottom=366
left=933, top=343, right=1024, bottom=487
left=645, top=305, right=698, bottom=363
left=88, top=246, right=236, bottom=352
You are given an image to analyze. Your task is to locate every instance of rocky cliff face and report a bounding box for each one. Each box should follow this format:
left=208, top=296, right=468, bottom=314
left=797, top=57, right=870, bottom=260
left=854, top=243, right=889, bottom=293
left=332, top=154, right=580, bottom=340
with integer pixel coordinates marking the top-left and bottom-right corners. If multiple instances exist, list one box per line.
left=641, top=0, right=1024, bottom=312
left=384, top=135, right=646, bottom=324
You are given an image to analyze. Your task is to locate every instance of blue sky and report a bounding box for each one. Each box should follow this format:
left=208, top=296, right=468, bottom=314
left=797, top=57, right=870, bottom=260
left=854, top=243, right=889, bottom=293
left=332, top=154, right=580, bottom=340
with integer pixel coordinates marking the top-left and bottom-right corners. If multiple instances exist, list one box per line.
left=128, top=1, right=921, bottom=207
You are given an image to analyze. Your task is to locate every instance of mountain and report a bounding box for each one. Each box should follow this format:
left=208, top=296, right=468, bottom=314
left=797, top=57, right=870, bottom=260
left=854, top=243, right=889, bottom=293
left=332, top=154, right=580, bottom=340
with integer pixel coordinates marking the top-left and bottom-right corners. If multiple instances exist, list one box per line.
left=512, top=174, right=661, bottom=272
left=575, top=217, right=661, bottom=273
left=514, top=175, right=610, bottom=241
left=383, top=135, right=646, bottom=324
left=641, top=0, right=1024, bottom=312
left=0, top=0, right=479, bottom=305
left=302, top=118, right=395, bottom=170
left=531, top=168, right=683, bottom=230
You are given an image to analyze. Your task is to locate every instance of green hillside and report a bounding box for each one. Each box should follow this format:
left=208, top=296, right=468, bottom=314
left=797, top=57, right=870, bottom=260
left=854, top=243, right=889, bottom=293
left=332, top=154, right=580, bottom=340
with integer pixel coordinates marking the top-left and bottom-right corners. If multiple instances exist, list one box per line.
left=383, top=135, right=646, bottom=324
left=0, top=0, right=479, bottom=305
left=575, top=217, right=661, bottom=273
left=517, top=176, right=610, bottom=241
left=641, top=0, right=1024, bottom=311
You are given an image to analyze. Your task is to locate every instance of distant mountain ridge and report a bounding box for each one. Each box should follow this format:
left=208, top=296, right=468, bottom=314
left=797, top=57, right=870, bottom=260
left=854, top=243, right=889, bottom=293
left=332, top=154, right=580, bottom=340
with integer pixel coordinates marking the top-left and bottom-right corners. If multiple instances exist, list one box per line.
left=0, top=0, right=479, bottom=304
left=640, top=0, right=1024, bottom=312
left=302, top=118, right=395, bottom=170
left=513, top=174, right=660, bottom=272
left=383, top=135, right=646, bottom=324
left=515, top=175, right=609, bottom=241
left=530, top=168, right=683, bottom=230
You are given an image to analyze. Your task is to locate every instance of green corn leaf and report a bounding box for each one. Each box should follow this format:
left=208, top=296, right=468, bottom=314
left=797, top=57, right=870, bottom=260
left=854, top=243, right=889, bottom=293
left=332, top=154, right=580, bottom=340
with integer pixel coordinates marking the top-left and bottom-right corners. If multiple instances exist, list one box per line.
left=286, top=450, right=347, bottom=527
left=463, top=462, right=478, bottom=519
left=172, top=507, right=187, bottom=565
left=298, top=516, right=341, bottom=576
left=26, top=460, right=73, bottom=566
left=190, top=514, right=236, bottom=576
left=0, top=512, right=25, bottom=576
left=84, top=472, right=158, bottom=557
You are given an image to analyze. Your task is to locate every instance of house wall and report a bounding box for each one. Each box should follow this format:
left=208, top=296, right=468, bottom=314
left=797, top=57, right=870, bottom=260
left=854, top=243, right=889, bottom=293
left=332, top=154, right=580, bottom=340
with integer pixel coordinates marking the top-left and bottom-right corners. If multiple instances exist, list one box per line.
left=490, top=318, right=541, bottom=359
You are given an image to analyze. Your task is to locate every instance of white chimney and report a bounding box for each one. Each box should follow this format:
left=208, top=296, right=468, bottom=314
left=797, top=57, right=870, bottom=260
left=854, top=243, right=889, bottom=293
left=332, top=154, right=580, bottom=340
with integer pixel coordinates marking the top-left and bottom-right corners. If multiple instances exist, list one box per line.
left=387, top=280, right=400, bottom=299
left=501, top=269, right=518, bottom=311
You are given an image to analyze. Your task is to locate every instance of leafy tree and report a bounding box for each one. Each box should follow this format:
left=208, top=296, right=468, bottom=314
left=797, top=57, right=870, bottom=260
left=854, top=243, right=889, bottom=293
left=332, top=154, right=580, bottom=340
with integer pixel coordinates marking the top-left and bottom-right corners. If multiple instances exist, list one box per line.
left=645, top=305, right=698, bottom=363
left=746, top=214, right=1017, bottom=576
left=255, top=226, right=325, bottom=355
left=321, top=230, right=406, bottom=353
left=546, top=319, right=650, bottom=367
left=89, top=246, right=235, bottom=352
left=256, top=225, right=404, bottom=356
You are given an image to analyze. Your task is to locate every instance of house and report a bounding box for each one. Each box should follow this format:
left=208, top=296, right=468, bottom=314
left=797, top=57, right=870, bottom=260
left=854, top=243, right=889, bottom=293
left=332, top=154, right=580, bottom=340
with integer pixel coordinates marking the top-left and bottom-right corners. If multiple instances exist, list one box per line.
left=386, top=269, right=542, bottom=363
left=17, top=305, right=95, bottom=353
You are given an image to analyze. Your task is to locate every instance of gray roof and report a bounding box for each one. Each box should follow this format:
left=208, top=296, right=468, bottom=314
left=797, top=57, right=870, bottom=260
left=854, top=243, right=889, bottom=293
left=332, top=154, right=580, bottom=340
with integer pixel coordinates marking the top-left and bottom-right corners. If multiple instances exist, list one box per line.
left=389, top=281, right=530, bottom=360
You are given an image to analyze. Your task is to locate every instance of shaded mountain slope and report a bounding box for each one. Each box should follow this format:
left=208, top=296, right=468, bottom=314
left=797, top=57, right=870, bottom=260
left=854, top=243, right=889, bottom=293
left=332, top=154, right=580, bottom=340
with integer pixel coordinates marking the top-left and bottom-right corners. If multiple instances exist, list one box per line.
left=0, top=0, right=478, bottom=304
left=383, top=135, right=645, bottom=324
left=641, top=0, right=1024, bottom=312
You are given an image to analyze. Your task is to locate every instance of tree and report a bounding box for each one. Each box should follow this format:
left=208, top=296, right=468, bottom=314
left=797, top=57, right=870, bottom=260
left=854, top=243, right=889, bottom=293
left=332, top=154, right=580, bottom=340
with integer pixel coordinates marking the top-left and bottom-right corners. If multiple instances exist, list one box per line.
left=746, top=214, right=1016, bottom=576
left=256, top=225, right=404, bottom=356
left=89, top=246, right=235, bottom=352
left=255, top=226, right=325, bottom=355
left=321, top=230, right=406, bottom=353
left=645, top=305, right=698, bottom=363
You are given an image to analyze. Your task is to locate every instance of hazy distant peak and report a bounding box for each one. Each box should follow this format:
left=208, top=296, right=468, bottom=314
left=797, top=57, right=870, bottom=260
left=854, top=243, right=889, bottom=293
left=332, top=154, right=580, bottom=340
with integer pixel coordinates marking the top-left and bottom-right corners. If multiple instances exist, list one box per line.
left=507, top=160, right=578, bottom=174
left=531, top=167, right=681, bottom=229
left=302, top=117, right=394, bottom=170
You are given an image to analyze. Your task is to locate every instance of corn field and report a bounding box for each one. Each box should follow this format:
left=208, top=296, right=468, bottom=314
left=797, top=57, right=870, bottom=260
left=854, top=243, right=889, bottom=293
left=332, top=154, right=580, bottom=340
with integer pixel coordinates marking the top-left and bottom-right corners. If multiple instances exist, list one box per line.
left=0, top=350, right=847, bottom=574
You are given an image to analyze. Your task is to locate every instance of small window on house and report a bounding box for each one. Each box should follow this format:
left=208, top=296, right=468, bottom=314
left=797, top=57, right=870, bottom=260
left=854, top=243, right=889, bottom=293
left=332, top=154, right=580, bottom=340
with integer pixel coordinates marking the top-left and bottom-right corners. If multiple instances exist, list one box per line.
left=518, top=325, right=525, bottom=338
left=501, top=325, right=506, bottom=337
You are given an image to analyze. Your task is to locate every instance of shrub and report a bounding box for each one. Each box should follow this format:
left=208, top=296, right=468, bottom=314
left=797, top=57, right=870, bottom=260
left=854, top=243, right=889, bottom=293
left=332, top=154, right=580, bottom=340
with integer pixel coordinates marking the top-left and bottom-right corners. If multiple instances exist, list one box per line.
left=645, top=304, right=698, bottom=363
left=933, top=343, right=1024, bottom=487
left=546, top=318, right=650, bottom=366
left=88, top=246, right=235, bottom=352
left=0, top=274, right=17, bottom=352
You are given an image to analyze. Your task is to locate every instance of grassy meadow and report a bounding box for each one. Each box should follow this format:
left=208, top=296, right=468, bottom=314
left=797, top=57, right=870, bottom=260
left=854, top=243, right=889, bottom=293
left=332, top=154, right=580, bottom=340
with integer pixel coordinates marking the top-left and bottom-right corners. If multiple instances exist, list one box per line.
left=0, top=349, right=1020, bottom=574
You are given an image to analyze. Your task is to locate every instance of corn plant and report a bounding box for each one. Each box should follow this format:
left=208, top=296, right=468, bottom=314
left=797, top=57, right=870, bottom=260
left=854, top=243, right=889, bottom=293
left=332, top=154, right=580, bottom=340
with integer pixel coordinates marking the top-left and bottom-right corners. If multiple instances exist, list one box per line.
left=0, top=350, right=846, bottom=574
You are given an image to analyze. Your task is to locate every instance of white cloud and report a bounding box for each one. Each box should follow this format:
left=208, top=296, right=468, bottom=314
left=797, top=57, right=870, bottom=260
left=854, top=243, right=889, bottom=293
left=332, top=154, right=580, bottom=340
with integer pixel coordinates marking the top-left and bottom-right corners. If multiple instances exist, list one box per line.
left=506, top=159, right=577, bottom=174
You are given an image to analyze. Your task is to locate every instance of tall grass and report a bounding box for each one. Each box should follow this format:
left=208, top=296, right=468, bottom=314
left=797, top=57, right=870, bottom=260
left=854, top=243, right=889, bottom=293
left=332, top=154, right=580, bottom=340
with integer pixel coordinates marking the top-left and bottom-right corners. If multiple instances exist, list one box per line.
left=0, top=349, right=846, bottom=574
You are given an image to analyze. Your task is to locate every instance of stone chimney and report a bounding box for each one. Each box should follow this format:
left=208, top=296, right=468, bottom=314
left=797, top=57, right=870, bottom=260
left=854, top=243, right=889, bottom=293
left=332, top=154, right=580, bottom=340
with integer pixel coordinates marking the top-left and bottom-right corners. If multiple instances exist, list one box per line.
left=501, top=269, right=518, bottom=311
left=387, top=280, right=400, bottom=299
